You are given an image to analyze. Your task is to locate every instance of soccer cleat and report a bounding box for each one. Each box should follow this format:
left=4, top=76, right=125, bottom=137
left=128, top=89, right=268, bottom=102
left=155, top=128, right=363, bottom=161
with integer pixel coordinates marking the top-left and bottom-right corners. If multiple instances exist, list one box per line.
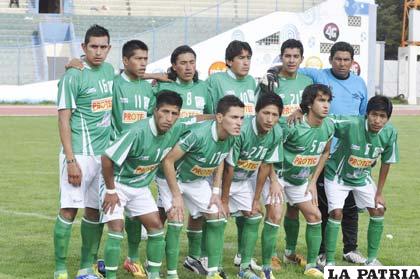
left=146, top=272, right=161, bottom=279
left=183, top=256, right=208, bottom=275
left=270, top=256, right=282, bottom=271
left=315, top=253, right=326, bottom=269
left=218, top=268, right=229, bottom=279
left=365, top=259, right=382, bottom=266
left=283, top=253, right=307, bottom=267
left=207, top=272, right=224, bottom=279
left=238, top=268, right=261, bottom=279
left=260, top=267, right=276, bottom=279
left=123, top=258, right=147, bottom=278
left=74, top=275, right=102, bottom=279
left=54, top=271, right=68, bottom=279
left=75, top=268, right=102, bottom=279
left=234, top=254, right=262, bottom=271
left=343, top=250, right=366, bottom=264
left=93, top=260, right=106, bottom=278
left=303, top=267, right=324, bottom=278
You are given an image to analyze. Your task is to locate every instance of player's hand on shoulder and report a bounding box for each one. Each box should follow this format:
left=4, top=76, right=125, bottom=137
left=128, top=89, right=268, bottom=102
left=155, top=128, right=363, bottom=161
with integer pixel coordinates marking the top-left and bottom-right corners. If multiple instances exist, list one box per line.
left=287, top=108, right=304, bottom=125
left=65, top=58, right=84, bottom=71
left=67, top=161, right=82, bottom=186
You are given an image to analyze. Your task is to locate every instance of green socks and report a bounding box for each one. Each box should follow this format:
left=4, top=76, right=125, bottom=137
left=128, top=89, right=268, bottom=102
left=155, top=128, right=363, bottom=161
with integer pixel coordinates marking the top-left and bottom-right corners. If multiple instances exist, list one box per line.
left=201, top=221, right=208, bottom=258
left=165, top=222, right=183, bottom=275
left=53, top=215, right=73, bottom=272
left=125, top=216, right=142, bottom=261
left=187, top=228, right=202, bottom=259
left=147, top=230, right=165, bottom=274
left=261, top=220, right=280, bottom=267
left=325, top=218, right=341, bottom=264
left=240, top=215, right=262, bottom=269
left=306, top=222, right=322, bottom=266
left=367, top=217, right=384, bottom=262
left=235, top=216, right=245, bottom=256
left=284, top=216, right=300, bottom=254
left=104, top=231, right=124, bottom=279
left=80, top=217, right=102, bottom=269
left=206, top=218, right=226, bottom=274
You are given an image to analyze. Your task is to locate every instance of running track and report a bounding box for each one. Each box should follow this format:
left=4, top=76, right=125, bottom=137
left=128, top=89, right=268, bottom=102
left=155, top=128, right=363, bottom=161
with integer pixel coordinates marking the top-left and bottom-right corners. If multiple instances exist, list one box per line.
left=0, top=105, right=419, bottom=116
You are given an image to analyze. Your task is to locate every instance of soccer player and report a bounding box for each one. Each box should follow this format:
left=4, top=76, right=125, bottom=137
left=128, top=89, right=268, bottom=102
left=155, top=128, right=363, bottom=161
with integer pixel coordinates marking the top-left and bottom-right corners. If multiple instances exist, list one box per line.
left=222, top=93, right=284, bottom=279
left=273, top=84, right=334, bottom=278
left=100, top=91, right=185, bottom=279
left=281, top=41, right=368, bottom=265
left=258, top=39, right=312, bottom=269
left=323, top=96, right=398, bottom=266
left=160, top=95, right=245, bottom=279
left=207, top=40, right=257, bottom=116
left=54, top=24, right=114, bottom=279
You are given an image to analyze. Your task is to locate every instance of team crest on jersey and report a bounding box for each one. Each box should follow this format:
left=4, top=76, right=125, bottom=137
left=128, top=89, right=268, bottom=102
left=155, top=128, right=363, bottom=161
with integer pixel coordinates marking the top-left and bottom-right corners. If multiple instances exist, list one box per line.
left=237, top=159, right=260, bottom=171
left=292, top=155, right=320, bottom=166
left=348, top=155, right=374, bottom=168
left=91, top=97, right=112, bottom=112
left=190, top=165, right=217, bottom=177
left=180, top=109, right=202, bottom=118
left=351, top=144, right=361, bottom=151
left=123, top=110, right=147, bottom=123
left=133, top=163, right=159, bottom=174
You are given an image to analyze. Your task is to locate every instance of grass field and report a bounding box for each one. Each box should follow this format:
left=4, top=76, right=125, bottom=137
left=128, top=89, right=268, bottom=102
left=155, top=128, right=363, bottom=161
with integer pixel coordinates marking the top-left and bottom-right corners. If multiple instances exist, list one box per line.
left=0, top=116, right=419, bottom=279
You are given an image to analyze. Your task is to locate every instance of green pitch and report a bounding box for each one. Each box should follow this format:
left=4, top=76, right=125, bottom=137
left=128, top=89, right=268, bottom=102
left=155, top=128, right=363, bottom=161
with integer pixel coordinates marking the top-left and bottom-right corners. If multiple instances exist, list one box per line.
left=0, top=116, right=419, bottom=279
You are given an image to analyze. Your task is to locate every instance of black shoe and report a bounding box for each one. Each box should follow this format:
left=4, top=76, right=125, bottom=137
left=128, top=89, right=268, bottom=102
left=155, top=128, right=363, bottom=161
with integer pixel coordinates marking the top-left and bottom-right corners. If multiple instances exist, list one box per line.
left=183, top=256, right=208, bottom=275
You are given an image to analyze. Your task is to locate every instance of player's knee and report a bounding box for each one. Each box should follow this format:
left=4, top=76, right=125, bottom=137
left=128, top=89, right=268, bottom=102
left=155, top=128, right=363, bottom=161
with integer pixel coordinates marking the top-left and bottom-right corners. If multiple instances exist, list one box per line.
left=330, top=209, right=343, bottom=220
left=306, top=209, right=322, bottom=223
left=267, top=206, right=283, bottom=224
left=59, top=208, right=77, bottom=221
left=369, top=207, right=384, bottom=217
left=84, top=207, right=100, bottom=222
left=286, top=206, right=299, bottom=219
left=107, top=219, right=124, bottom=232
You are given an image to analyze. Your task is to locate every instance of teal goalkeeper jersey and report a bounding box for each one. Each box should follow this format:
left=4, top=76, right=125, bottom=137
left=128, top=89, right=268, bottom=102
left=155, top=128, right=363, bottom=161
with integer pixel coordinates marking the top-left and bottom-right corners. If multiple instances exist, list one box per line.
left=154, top=79, right=212, bottom=118
left=279, top=116, right=334, bottom=186
left=325, top=116, right=399, bottom=186
left=57, top=62, right=115, bottom=155
left=111, top=72, right=156, bottom=140
left=207, top=70, right=257, bottom=115
left=175, top=120, right=236, bottom=182
left=105, top=117, right=189, bottom=188
left=226, top=116, right=283, bottom=182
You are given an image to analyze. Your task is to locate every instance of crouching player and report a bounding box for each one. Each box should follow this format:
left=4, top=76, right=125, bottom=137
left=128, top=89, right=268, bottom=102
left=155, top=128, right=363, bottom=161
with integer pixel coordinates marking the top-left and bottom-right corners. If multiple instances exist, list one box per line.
left=100, top=91, right=187, bottom=279
left=324, top=95, right=399, bottom=266
left=222, top=93, right=284, bottom=279
left=275, top=84, right=334, bottom=278
left=161, top=95, right=245, bottom=279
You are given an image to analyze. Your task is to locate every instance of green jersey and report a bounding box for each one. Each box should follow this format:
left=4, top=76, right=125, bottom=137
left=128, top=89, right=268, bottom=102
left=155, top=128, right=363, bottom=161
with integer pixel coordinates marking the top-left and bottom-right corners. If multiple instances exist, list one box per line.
left=279, top=116, right=334, bottom=186
left=207, top=70, right=257, bottom=115
left=325, top=116, right=399, bottom=186
left=176, top=120, right=236, bottom=182
left=111, top=72, right=156, bottom=140
left=105, top=117, right=189, bottom=188
left=226, top=116, right=283, bottom=181
left=57, top=62, right=114, bottom=155
left=154, top=79, right=212, bottom=118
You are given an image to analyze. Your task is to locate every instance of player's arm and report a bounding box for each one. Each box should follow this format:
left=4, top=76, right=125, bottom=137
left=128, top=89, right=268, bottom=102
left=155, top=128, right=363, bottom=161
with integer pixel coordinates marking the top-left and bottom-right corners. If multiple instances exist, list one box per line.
left=267, top=165, right=284, bottom=205
left=359, top=82, right=368, bottom=115
left=162, top=144, right=186, bottom=221
left=221, top=163, right=234, bottom=216
left=375, top=162, right=390, bottom=209
left=142, top=72, right=173, bottom=82
left=307, top=139, right=332, bottom=206
left=209, top=160, right=226, bottom=217
left=101, top=155, right=120, bottom=214
left=252, top=163, right=271, bottom=215
left=65, top=58, right=84, bottom=70
left=58, top=109, right=82, bottom=186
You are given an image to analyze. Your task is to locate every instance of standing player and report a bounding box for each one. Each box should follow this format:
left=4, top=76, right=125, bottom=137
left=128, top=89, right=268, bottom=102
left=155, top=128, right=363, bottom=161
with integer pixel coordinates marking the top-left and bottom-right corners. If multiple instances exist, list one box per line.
left=100, top=91, right=187, bottom=279
left=258, top=39, right=313, bottom=269
left=323, top=96, right=398, bottom=266
left=207, top=40, right=257, bottom=116
left=222, top=93, right=284, bottom=279
left=160, top=95, right=245, bottom=279
left=54, top=24, right=114, bottom=279
left=262, top=84, right=334, bottom=278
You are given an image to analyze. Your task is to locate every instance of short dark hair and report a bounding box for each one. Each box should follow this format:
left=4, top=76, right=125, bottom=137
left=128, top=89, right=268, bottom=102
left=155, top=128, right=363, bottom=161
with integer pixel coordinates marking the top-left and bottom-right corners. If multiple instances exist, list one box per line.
left=281, top=39, right=304, bottom=57
left=255, top=92, right=283, bottom=116
left=84, top=24, right=110, bottom=45
left=155, top=90, right=183, bottom=110
left=225, top=40, right=252, bottom=64
left=216, top=95, right=245, bottom=115
left=300, top=84, right=332, bottom=114
left=167, top=45, right=198, bottom=82
left=122, top=40, right=148, bottom=59
left=330, top=41, right=354, bottom=60
left=367, top=95, right=393, bottom=118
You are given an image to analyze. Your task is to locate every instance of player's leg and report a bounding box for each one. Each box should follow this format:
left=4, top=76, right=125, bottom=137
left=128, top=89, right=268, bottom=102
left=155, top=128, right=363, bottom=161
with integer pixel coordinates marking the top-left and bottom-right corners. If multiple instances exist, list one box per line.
left=123, top=216, right=146, bottom=278
left=316, top=171, right=328, bottom=256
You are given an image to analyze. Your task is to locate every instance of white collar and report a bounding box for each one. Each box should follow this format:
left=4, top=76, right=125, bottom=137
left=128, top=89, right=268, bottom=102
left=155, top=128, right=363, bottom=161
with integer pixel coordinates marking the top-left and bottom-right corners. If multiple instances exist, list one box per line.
left=149, top=116, right=158, bottom=136
left=251, top=117, right=259, bottom=136
left=211, top=121, right=218, bottom=141
left=227, top=69, right=238, bottom=80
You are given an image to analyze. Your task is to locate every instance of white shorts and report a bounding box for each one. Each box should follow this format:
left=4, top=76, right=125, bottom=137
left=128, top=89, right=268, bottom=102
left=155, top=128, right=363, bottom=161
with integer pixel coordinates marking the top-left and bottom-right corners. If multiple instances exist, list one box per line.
left=100, top=181, right=158, bottom=223
left=229, top=180, right=254, bottom=215
left=280, top=178, right=312, bottom=206
left=59, top=154, right=102, bottom=209
left=156, top=177, right=218, bottom=219
left=324, top=177, right=377, bottom=212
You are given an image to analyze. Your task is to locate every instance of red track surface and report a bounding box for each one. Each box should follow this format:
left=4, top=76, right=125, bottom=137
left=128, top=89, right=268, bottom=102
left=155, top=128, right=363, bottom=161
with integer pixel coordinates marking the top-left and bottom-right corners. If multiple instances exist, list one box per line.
left=0, top=105, right=419, bottom=116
